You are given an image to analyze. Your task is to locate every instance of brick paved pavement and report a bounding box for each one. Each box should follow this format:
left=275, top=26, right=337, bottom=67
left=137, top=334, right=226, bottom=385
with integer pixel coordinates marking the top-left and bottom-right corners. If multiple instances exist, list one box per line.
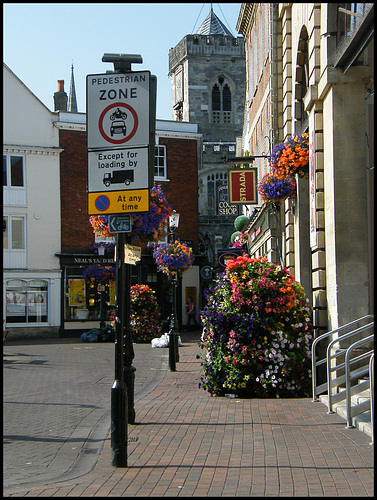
left=4, top=333, right=374, bottom=497
left=3, top=337, right=168, bottom=492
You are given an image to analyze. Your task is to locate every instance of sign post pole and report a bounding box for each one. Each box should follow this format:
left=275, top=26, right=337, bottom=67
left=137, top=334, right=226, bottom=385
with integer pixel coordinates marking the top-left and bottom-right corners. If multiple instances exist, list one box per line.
left=86, top=53, right=154, bottom=467
left=112, top=231, right=128, bottom=467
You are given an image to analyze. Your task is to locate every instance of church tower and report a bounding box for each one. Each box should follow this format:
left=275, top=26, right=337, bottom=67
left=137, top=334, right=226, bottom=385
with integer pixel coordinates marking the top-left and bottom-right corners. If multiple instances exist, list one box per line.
left=168, top=5, right=246, bottom=263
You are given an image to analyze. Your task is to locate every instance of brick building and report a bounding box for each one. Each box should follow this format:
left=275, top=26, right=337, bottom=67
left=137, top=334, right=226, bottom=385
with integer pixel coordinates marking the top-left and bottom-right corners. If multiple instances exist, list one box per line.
left=54, top=94, right=201, bottom=334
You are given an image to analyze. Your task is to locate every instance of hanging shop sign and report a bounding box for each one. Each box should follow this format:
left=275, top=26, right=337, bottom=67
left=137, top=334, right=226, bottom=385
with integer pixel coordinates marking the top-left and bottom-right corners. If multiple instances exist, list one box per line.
left=217, top=248, right=243, bottom=269
left=218, top=184, right=238, bottom=216
left=228, top=169, right=258, bottom=204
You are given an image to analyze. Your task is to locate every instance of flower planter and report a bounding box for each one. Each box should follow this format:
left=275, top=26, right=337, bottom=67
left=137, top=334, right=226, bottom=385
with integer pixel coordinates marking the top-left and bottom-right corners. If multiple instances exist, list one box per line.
left=198, top=254, right=313, bottom=398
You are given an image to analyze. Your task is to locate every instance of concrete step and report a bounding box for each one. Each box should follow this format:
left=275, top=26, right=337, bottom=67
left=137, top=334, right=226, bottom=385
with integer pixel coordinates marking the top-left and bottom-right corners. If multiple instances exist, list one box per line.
left=319, top=388, right=373, bottom=440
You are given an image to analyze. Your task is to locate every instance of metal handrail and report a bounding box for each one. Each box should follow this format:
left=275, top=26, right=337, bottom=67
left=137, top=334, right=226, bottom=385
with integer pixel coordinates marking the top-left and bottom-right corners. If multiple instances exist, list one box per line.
left=369, top=353, right=374, bottom=445
left=311, top=315, right=374, bottom=402
left=326, top=323, right=374, bottom=413
left=345, top=336, right=374, bottom=428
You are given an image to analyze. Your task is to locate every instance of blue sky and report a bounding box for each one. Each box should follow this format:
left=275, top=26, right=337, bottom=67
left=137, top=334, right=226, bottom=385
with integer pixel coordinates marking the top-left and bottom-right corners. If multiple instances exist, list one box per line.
left=3, top=3, right=242, bottom=120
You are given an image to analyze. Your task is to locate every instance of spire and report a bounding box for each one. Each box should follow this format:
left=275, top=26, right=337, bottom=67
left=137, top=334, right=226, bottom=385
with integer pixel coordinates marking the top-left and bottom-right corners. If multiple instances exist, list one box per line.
left=195, top=4, right=234, bottom=36
left=68, top=64, right=78, bottom=113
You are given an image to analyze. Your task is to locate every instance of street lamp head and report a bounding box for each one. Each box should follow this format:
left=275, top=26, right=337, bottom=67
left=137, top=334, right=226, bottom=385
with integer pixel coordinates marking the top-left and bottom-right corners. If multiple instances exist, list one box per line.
left=169, top=211, right=180, bottom=232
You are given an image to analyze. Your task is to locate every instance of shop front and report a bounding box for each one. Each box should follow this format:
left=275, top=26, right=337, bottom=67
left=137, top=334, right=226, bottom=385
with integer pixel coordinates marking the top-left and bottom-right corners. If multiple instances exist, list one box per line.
left=58, top=253, right=117, bottom=336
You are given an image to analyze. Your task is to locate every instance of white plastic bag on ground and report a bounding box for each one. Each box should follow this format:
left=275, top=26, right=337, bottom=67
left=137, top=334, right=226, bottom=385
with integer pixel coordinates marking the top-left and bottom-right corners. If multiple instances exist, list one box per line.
left=151, top=333, right=183, bottom=347
left=151, top=333, right=169, bottom=348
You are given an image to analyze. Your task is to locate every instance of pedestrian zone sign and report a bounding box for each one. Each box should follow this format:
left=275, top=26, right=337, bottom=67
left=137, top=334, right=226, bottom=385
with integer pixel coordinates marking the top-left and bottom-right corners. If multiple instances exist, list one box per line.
left=86, top=71, right=150, bottom=150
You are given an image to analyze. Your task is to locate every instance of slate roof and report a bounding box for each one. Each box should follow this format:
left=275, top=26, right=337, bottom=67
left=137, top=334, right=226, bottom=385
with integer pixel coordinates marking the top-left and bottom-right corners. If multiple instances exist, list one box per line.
left=195, top=7, right=234, bottom=36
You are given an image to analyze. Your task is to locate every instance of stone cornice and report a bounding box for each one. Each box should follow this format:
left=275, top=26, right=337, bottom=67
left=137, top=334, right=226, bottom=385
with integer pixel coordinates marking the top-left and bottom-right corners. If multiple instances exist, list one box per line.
left=3, top=144, right=63, bottom=155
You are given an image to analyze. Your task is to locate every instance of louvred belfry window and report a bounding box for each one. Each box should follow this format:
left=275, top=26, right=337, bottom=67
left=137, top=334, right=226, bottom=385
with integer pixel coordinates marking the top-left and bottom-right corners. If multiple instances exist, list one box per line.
left=211, top=77, right=232, bottom=124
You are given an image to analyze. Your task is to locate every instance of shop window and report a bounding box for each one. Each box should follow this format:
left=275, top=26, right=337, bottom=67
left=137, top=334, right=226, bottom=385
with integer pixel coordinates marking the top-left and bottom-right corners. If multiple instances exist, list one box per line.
left=6, top=279, right=48, bottom=324
left=64, top=266, right=116, bottom=323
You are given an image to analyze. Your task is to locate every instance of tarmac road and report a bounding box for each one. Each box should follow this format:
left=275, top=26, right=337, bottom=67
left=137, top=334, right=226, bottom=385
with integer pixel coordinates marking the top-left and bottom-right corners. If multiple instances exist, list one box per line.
left=3, top=337, right=169, bottom=491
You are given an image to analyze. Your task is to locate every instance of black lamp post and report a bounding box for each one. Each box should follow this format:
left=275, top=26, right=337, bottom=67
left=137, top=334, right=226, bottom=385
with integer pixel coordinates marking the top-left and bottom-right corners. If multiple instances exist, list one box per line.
left=168, top=211, right=180, bottom=371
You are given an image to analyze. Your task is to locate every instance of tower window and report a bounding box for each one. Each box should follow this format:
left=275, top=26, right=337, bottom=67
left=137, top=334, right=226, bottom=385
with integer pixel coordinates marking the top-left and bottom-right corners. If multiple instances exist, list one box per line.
left=211, top=77, right=232, bottom=124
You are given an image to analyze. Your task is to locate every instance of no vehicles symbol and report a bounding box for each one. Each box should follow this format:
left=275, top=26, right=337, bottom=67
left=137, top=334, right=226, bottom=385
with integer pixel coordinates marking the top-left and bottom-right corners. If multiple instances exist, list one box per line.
left=98, top=102, right=138, bottom=145
left=95, top=194, right=110, bottom=211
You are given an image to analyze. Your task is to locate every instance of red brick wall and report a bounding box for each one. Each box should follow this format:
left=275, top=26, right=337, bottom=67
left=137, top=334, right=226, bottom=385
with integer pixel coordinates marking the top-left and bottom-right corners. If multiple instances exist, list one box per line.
left=157, top=137, right=199, bottom=253
left=59, top=130, right=199, bottom=254
left=59, top=129, right=95, bottom=253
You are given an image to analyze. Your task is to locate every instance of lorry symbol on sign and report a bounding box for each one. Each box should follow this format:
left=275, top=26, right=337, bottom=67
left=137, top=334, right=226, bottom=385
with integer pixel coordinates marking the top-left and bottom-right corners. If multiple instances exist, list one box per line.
left=103, top=170, right=134, bottom=187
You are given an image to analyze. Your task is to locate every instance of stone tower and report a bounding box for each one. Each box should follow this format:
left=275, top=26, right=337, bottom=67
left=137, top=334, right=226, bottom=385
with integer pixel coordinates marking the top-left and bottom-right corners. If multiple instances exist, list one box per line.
left=168, top=5, right=246, bottom=266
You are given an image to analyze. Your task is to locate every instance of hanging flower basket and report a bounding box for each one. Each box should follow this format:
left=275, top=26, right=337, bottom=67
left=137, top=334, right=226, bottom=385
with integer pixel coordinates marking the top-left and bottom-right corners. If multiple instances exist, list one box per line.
left=89, top=242, right=115, bottom=255
left=257, top=173, right=296, bottom=204
left=198, top=254, right=313, bottom=398
left=130, top=284, right=162, bottom=342
left=232, top=231, right=248, bottom=249
left=82, top=264, right=115, bottom=283
left=152, top=240, right=195, bottom=276
left=89, top=216, right=114, bottom=239
left=89, top=184, right=172, bottom=245
left=131, top=184, right=172, bottom=244
left=271, top=133, right=309, bottom=180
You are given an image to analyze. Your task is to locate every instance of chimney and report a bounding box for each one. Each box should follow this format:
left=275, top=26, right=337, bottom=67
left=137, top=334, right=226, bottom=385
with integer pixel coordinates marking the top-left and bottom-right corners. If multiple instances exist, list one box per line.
left=54, top=80, right=68, bottom=111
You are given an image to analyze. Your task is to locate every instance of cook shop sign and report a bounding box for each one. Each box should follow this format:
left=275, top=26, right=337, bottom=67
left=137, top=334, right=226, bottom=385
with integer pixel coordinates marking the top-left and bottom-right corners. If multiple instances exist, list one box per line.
left=228, top=168, right=258, bottom=204
left=86, top=71, right=150, bottom=150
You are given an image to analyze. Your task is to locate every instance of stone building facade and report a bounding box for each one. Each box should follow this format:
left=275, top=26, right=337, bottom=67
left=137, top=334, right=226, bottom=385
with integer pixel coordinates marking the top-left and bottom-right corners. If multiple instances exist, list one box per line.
left=54, top=109, right=202, bottom=334
left=168, top=7, right=246, bottom=271
left=236, top=3, right=374, bottom=336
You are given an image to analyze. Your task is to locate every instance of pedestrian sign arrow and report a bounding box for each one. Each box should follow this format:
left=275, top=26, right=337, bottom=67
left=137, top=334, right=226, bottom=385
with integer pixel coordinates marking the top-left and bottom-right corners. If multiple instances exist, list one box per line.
left=108, top=215, right=132, bottom=233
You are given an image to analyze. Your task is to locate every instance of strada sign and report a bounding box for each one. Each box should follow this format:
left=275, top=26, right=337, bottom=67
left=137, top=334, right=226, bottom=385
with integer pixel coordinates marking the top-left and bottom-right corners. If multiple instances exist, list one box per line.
left=228, top=169, right=258, bottom=205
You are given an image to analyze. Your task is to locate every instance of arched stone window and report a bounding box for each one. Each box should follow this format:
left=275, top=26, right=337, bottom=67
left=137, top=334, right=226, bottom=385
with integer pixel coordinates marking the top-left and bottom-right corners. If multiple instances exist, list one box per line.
left=211, top=76, right=232, bottom=124
left=294, top=27, right=309, bottom=133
